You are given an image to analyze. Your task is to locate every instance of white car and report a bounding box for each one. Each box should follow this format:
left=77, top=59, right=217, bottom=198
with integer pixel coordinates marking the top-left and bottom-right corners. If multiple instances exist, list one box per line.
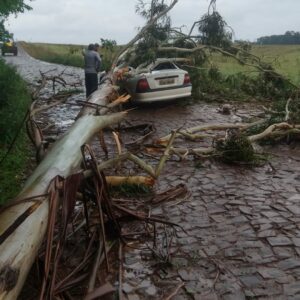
left=116, top=59, right=192, bottom=103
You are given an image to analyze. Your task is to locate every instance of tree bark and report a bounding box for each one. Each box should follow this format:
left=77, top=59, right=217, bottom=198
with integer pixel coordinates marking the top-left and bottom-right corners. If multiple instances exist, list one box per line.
left=0, top=84, right=125, bottom=299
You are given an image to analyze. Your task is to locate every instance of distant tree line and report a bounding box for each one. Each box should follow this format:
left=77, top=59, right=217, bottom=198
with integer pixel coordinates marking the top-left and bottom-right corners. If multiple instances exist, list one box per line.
left=257, top=31, right=300, bottom=45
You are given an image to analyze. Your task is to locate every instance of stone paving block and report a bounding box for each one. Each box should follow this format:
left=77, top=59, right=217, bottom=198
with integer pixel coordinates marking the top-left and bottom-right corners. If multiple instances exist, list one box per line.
left=236, top=240, right=265, bottom=249
left=239, top=274, right=263, bottom=288
left=270, top=204, right=288, bottom=212
left=244, top=250, right=273, bottom=264
left=218, top=234, right=237, bottom=243
left=284, top=281, right=300, bottom=296
left=228, top=200, right=244, bottom=206
left=252, top=285, right=283, bottom=297
left=251, top=218, right=272, bottom=226
left=278, top=258, right=300, bottom=271
left=172, top=257, right=189, bottom=268
left=183, top=279, right=213, bottom=294
left=207, top=206, right=227, bottom=214
left=240, top=229, right=257, bottom=239
left=226, top=210, right=240, bottom=218
left=286, top=205, right=300, bottom=215
left=278, top=211, right=293, bottom=219
left=273, top=247, right=296, bottom=259
left=195, top=223, right=212, bottom=229
left=170, top=294, right=188, bottom=300
left=258, top=267, right=286, bottom=279
left=214, top=240, right=232, bottom=250
left=210, top=214, right=227, bottom=223
left=224, top=247, right=244, bottom=258
left=231, top=266, right=258, bottom=276
left=222, top=291, right=245, bottom=300
left=230, top=215, right=249, bottom=225
left=288, top=194, right=300, bottom=202
left=267, top=236, right=293, bottom=247
left=293, top=238, right=300, bottom=247
left=259, top=223, right=274, bottom=231
left=275, top=274, right=295, bottom=285
left=212, top=282, right=233, bottom=296
left=236, top=224, right=252, bottom=232
left=194, top=293, right=218, bottom=300
left=291, top=218, right=300, bottom=225
left=203, top=245, right=219, bottom=256
left=178, top=269, right=204, bottom=282
left=271, top=217, right=289, bottom=224
left=244, top=289, right=256, bottom=297
left=261, top=211, right=280, bottom=218
left=178, top=237, right=199, bottom=245
left=282, top=224, right=297, bottom=231
left=238, top=206, right=253, bottom=215
left=259, top=245, right=275, bottom=258
left=258, top=229, right=277, bottom=238
left=289, top=268, right=300, bottom=279
left=246, top=196, right=266, bottom=202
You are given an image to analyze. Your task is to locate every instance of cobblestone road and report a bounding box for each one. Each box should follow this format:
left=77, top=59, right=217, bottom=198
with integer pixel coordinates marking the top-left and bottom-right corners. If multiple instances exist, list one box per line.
left=122, top=113, right=300, bottom=300
left=5, top=49, right=300, bottom=299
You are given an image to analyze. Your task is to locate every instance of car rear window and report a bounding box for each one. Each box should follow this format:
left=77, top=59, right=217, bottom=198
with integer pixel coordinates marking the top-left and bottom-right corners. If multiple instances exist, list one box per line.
left=152, top=62, right=177, bottom=71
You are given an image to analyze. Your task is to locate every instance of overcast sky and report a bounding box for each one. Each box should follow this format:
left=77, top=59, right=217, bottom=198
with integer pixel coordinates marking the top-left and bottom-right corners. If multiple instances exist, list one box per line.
left=6, top=0, right=300, bottom=45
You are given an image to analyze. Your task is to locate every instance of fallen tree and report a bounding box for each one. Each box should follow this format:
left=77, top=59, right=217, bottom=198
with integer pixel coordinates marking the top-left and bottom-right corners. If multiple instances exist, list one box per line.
left=2, top=0, right=299, bottom=298
left=151, top=107, right=300, bottom=163
left=0, top=91, right=126, bottom=299
left=0, top=1, right=183, bottom=298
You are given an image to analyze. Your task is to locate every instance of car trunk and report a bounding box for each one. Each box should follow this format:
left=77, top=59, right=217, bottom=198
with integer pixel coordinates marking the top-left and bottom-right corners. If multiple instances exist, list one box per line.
left=146, top=70, right=185, bottom=90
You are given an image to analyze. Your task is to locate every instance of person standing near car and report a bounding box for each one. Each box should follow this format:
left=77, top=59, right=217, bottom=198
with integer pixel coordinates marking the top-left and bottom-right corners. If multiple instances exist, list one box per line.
left=83, top=43, right=101, bottom=98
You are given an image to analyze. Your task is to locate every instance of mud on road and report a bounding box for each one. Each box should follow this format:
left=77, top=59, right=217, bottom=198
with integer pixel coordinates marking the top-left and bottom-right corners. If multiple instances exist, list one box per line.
left=5, top=49, right=300, bottom=299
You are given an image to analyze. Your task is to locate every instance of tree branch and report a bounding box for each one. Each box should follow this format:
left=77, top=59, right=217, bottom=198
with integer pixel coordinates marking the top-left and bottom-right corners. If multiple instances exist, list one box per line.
left=112, top=0, right=179, bottom=67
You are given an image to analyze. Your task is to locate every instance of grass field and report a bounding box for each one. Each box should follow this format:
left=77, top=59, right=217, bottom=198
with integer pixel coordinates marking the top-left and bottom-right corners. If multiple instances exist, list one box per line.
left=21, top=41, right=119, bottom=71
left=21, top=42, right=85, bottom=68
left=212, top=45, right=300, bottom=85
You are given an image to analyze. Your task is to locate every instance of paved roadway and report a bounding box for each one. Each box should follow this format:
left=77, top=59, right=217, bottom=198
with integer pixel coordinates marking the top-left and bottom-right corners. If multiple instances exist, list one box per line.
left=4, top=48, right=300, bottom=300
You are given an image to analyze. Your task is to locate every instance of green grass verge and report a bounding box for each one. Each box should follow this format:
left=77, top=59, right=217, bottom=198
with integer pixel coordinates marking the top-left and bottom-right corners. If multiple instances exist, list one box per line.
left=20, top=41, right=120, bottom=71
left=0, top=59, right=32, bottom=204
left=21, top=42, right=84, bottom=68
left=0, top=133, right=31, bottom=204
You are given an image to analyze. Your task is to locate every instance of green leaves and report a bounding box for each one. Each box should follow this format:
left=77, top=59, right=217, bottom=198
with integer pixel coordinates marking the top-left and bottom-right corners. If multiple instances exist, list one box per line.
left=0, top=0, right=32, bottom=18
left=198, top=11, right=232, bottom=48
left=0, top=20, right=11, bottom=42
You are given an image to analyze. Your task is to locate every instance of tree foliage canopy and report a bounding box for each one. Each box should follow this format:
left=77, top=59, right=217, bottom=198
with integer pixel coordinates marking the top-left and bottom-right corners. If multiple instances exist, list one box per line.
left=130, top=0, right=172, bottom=66
left=198, top=11, right=232, bottom=47
left=0, top=0, right=32, bottom=18
left=0, top=20, right=11, bottom=41
left=0, top=0, right=32, bottom=42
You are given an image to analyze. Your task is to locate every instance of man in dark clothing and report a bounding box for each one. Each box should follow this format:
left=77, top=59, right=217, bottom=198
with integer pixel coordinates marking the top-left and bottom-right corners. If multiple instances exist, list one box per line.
left=84, top=43, right=101, bottom=98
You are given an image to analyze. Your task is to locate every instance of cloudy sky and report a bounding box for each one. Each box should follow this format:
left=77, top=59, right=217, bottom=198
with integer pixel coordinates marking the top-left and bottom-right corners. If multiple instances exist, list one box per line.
left=6, top=0, right=300, bottom=45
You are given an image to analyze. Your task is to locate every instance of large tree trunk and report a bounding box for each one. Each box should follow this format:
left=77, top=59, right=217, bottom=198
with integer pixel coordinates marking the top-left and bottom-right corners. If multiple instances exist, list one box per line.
left=0, top=85, right=124, bottom=299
